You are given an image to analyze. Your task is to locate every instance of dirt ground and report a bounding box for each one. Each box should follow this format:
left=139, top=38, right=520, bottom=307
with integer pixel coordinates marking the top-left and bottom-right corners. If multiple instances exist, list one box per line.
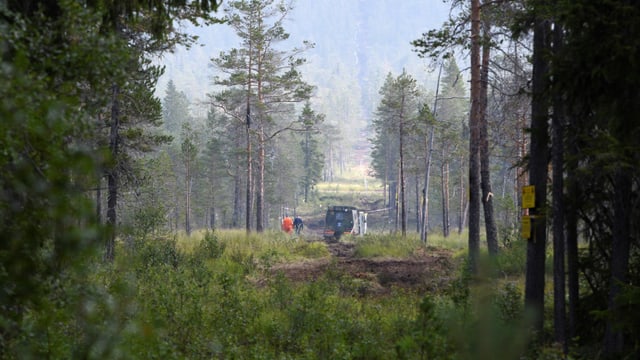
left=269, top=233, right=457, bottom=296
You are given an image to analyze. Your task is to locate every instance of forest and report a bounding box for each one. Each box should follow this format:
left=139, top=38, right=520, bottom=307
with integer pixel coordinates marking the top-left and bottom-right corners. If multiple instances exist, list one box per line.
left=1, top=0, right=639, bottom=359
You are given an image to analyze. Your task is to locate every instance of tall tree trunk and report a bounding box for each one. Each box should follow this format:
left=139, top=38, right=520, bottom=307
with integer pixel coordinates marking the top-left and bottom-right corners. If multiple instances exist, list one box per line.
left=96, top=177, right=101, bottom=224
left=245, top=35, right=254, bottom=233
left=245, top=106, right=253, bottom=233
left=399, top=99, right=407, bottom=238
left=185, top=159, right=191, bottom=236
left=479, top=18, right=498, bottom=256
left=566, top=140, right=579, bottom=341
left=551, top=23, right=567, bottom=352
left=421, top=63, right=441, bottom=243
left=174, top=177, right=179, bottom=233
left=524, top=18, right=550, bottom=336
left=602, top=165, right=632, bottom=356
left=390, top=180, right=398, bottom=233
left=422, top=125, right=435, bottom=242
left=415, top=175, right=421, bottom=233
left=256, top=129, right=265, bottom=232
left=459, top=155, right=466, bottom=234
left=304, top=130, right=310, bottom=202
left=105, top=84, right=119, bottom=263
left=232, top=131, right=242, bottom=228
left=468, top=0, right=482, bottom=273
left=327, top=140, right=334, bottom=182
left=441, top=159, right=450, bottom=237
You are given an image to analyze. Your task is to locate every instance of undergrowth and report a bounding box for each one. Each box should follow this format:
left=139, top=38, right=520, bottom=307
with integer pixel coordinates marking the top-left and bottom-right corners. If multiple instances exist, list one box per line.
left=6, top=229, right=557, bottom=359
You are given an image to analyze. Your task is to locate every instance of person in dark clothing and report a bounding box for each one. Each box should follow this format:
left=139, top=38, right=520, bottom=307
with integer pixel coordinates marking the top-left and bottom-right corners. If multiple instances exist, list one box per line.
left=293, top=216, right=303, bottom=234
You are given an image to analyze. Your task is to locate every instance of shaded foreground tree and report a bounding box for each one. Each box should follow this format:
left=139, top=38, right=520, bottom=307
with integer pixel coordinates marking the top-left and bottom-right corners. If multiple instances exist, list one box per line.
left=468, top=0, right=482, bottom=272
left=99, top=0, right=220, bottom=261
left=0, top=0, right=220, bottom=355
left=553, top=2, right=640, bottom=356
left=517, top=0, right=640, bottom=356
left=523, top=12, right=549, bottom=337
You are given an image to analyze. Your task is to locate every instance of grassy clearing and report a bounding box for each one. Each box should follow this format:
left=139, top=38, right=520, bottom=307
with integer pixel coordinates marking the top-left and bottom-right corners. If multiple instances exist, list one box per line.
left=15, top=229, right=560, bottom=359
left=348, top=230, right=469, bottom=259
left=316, top=178, right=383, bottom=193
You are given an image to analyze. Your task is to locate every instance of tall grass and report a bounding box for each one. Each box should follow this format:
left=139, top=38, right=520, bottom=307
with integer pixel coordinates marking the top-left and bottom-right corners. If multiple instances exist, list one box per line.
left=351, top=230, right=469, bottom=259
left=10, top=229, right=553, bottom=359
left=176, top=229, right=330, bottom=266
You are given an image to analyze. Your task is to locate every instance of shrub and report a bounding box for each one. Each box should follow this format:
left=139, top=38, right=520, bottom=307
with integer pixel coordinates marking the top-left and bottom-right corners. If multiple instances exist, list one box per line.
left=395, top=295, right=453, bottom=360
left=197, top=230, right=226, bottom=259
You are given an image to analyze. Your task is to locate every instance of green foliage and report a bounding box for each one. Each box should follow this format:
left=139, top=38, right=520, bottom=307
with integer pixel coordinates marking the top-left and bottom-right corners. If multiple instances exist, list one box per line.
left=162, top=79, right=192, bottom=136
left=197, top=230, right=226, bottom=259
left=494, top=282, right=524, bottom=324
left=297, top=102, right=326, bottom=203
left=395, top=295, right=453, bottom=360
left=0, top=1, right=107, bottom=353
left=353, top=233, right=424, bottom=258
left=136, top=236, right=182, bottom=270
left=447, top=261, right=472, bottom=311
left=292, top=241, right=330, bottom=259
left=495, top=238, right=528, bottom=276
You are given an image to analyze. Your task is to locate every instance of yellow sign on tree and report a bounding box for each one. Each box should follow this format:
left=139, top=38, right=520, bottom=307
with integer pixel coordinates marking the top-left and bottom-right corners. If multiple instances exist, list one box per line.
left=522, top=215, right=531, bottom=239
left=522, top=185, right=535, bottom=209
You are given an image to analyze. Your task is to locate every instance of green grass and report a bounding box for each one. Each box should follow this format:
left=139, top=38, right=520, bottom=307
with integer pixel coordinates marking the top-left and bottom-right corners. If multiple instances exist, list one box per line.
left=351, top=232, right=423, bottom=258
left=179, top=228, right=330, bottom=264
left=349, top=230, right=468, bottom=259
left=13, top=228, right=565, bottom=359
left=316, top=177, right=383, bottom=193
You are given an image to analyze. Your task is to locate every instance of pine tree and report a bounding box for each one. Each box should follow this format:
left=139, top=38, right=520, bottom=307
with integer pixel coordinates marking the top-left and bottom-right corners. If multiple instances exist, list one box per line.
left=210, top=0, right=313, bottom=232
left=297, top=103, right=325, bottom=203
left=371, top=70, right=423, bottom=236
left=162, top=79, right=192, bottom=135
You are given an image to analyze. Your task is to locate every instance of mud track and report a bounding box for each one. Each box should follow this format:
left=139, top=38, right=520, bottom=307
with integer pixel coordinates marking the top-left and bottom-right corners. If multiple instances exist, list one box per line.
left=269, top=235, right=456, bottom=296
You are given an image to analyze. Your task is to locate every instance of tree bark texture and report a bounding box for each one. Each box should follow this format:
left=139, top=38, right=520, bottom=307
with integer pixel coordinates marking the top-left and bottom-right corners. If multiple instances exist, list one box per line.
left=566, top=145, right=579, bottom=341
left=551, top=23, right=567, bottom=351
left=185, top=160, right=191, bottom=236
left=422, top=126, right=434, bottom=243
left=96, top=177, right=101, bottom=224
left=415, top=176, right=421, bottom=233
left=422, top=63, right=441, bottom=243
left=441, top=160, right=450, bottom=237
left=399, top=97, right=407, bottom=237
left=105, top=84, right=120, bottom=263
left=479, top=18, right=498, bottom=256
left=245, top=107, right=253, bottom=233
left=603, top=169, right=632, bottom=355
left=468, top=0, right=482, bottom=273
left=524, top=18, right=550, bottom=336
left=459, top=155, right=466, bottom=234
left=256, top=129, right=265, bottom=232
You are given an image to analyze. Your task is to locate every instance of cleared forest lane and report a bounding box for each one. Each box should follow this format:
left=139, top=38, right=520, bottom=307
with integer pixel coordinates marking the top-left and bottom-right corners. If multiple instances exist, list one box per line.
left=269, top=237, right=455, bottom=295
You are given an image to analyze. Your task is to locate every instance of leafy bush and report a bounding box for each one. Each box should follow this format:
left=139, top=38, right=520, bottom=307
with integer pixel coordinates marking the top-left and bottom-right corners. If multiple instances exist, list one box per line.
left=495, top=238, right=528, bottom=276
left=136, top=236, right=182, bottom=270
left=395, top=295, right=453, bottom=360
left=197, top=230, right=226, bottom=259
left=494, top=282, right=523, bottom=323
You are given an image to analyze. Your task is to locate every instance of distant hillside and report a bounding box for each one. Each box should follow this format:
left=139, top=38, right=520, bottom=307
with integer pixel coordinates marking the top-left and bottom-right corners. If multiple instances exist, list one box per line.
left=155, top=0, right=454, bottom=169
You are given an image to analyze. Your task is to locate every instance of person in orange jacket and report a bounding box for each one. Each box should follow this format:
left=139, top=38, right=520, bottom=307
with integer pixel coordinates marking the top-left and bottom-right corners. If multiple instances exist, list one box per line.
left=282, top=216, right=293, bottom=233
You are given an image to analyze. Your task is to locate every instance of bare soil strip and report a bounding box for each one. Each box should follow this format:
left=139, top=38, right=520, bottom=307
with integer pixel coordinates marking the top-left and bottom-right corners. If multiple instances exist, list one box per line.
left=270, top=235, right=455, bottom=295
